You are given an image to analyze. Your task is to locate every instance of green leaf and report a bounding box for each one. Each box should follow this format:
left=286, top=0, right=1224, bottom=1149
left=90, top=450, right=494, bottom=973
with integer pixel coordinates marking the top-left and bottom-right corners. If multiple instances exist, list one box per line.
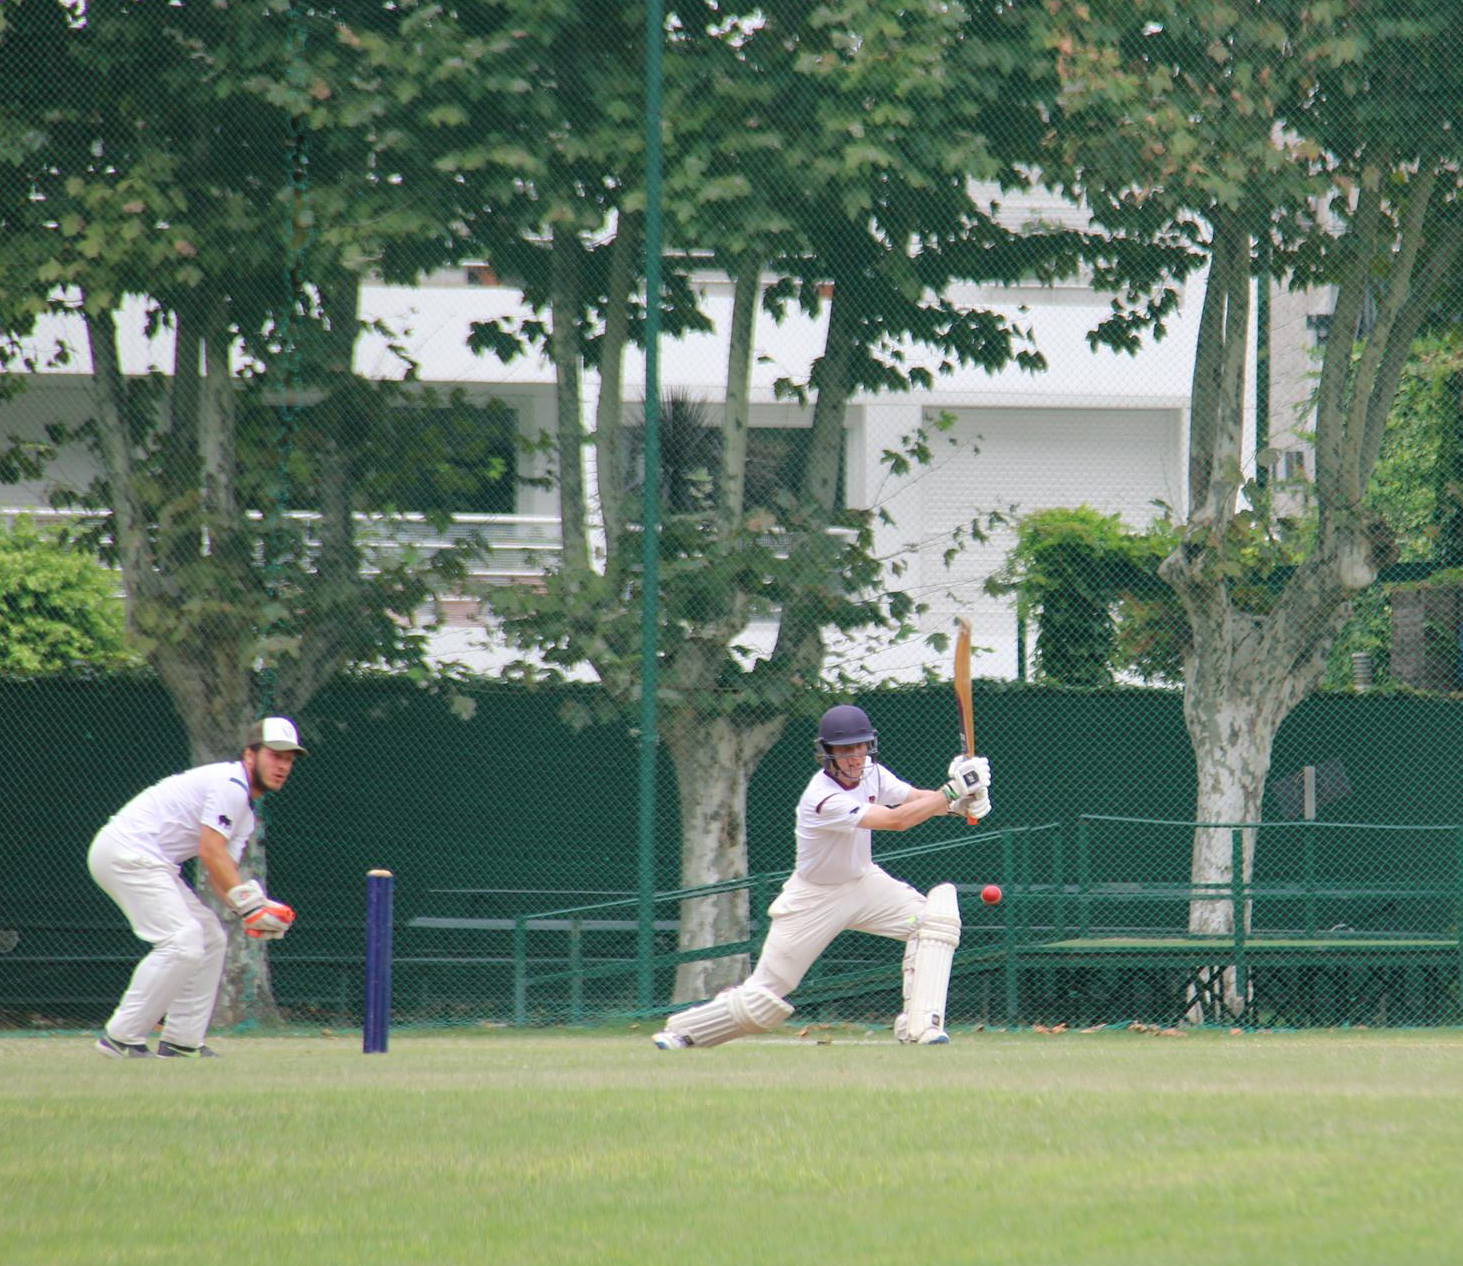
left=425, top=104, right=469, bottom=127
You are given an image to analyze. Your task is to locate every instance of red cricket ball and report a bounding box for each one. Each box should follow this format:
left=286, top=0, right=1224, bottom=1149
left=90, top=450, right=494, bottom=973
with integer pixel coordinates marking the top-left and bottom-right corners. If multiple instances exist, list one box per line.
left=980, top=883, right=1002, bottom=905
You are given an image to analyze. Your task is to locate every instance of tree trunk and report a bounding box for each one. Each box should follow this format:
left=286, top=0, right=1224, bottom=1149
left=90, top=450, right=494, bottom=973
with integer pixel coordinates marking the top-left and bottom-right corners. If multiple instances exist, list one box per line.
left=664, top=712, right=786, bottom=1001
left=180, top=312, right=282, bottom=1029
left=1165, top=552, right=1351, bottom=1016
left=1180, top=656, right=1286, bottom=1021
left=1185, top=699, right=1275, bottom=937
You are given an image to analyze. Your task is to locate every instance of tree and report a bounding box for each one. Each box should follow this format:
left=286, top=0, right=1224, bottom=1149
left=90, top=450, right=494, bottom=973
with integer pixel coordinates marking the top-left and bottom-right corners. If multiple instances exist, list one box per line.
left=1044, top=1, right=1463, bottom=1007
left=441, top=0, right=1135, bottom=1000
left=340, top=0, right=1073, bottom=998
left=0, top=514, right=139, bottom=672
left=988, top=507, right=1173, bottom=687
left=1318, top=328, right=1463, bottom=688
left=0, top=3, right=492, bottom=1021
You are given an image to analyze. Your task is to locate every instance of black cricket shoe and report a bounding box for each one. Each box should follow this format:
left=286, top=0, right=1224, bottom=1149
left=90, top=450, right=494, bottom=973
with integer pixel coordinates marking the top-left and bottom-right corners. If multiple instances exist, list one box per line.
left=95, top=1034, right=156, bottom=1059
left=156, top=1040, right=220, bottom=1058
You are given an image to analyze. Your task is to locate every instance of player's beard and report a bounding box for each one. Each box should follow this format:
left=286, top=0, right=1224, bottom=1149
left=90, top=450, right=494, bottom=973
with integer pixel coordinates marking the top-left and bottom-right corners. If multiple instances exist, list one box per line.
left=248, top=757, right=287, bottom=797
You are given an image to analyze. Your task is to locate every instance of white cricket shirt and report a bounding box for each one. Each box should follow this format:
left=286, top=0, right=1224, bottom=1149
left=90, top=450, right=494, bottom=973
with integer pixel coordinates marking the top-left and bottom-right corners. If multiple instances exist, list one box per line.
left=793, top=761, right=913, bottom=885
left=97, top=761, right=257, bottom=866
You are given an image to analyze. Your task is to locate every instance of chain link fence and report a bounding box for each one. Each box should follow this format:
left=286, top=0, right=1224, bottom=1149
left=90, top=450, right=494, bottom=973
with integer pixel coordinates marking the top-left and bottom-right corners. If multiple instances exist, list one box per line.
left=4, top=2, right=1463, bottom=1035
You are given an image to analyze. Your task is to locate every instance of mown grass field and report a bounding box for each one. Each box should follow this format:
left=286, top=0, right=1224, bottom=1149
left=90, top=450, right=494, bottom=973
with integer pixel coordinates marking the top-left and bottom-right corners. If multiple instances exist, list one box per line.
left=6, top=1025, right=1463, bottom=1266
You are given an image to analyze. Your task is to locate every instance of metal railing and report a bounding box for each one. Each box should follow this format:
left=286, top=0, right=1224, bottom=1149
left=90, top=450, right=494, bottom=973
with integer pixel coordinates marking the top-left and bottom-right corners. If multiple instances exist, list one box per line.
left=501, top=818, right=1463, bottom=1029
left=507, top=823, right=1038, bottom=1024
left=1, top=506, right=563, bottom=582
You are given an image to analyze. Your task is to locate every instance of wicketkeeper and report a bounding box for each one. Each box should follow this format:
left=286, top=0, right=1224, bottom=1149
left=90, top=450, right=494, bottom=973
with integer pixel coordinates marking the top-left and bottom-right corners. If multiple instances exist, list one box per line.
left=653, top=704, right=990, bottom=1049
left=86, top=716, right=306, bottom=1058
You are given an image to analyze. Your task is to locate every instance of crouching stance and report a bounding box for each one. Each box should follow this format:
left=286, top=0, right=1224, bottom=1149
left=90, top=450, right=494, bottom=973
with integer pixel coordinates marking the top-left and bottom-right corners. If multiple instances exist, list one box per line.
left=654, top=705, right=989, bottom=1049
left=86, top=717, right=306, bottom=1059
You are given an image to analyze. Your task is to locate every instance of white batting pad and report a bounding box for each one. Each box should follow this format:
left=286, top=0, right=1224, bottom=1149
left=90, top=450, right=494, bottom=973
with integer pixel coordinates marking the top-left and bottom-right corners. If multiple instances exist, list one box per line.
left=906, top=883, right=961, bottom=1042
left=665, top=984, right=794, bottom=1047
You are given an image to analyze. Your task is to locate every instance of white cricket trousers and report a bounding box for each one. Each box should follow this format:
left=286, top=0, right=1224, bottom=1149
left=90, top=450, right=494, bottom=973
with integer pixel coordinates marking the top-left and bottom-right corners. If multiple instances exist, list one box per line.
left=745, top=866, right=926, bottom=998
left=87, top=830, right=227, bottom=1048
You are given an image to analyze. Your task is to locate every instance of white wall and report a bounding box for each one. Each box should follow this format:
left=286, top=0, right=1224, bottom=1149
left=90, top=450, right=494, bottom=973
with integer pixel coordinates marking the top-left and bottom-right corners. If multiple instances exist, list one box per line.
left=3, top=257, right=1340, bottom=683
left=0, top=376, right=106, bottom=505
left=830, top=402, right=1187, bottom=683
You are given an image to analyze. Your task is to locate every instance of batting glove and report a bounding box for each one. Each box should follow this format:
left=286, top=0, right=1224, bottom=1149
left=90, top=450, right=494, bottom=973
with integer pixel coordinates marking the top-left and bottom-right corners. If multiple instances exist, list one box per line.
left=940, top=779, right=977, bottom=812
left=945, top=755, right=990, bottom=795
left=943, top=783, right=991, bottom=817
left=957, top=787, right=992, bottom=820
left=227, top=880, right=296, bottom=940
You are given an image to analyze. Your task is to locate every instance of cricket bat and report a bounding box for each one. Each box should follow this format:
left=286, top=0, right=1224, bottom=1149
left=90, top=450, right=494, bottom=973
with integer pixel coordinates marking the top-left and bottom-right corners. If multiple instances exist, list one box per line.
left=953, top=617, right=978, bottom=825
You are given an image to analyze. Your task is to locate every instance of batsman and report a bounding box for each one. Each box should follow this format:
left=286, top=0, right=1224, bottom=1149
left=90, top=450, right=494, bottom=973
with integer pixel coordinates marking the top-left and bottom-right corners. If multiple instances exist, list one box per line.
left=653, top=704, right=990, bottom=1049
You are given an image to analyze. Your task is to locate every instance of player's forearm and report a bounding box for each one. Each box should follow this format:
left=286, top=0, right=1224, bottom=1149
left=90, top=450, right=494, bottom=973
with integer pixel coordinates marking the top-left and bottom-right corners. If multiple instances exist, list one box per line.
left=865, top=790, right=948, bottom=832
left=196, top=834, right=243, bottom=902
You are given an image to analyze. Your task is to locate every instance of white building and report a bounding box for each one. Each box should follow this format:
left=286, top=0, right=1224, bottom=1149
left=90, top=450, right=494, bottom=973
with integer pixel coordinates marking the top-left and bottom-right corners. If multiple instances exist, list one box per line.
left=0, top=201, right=1328, bottom=683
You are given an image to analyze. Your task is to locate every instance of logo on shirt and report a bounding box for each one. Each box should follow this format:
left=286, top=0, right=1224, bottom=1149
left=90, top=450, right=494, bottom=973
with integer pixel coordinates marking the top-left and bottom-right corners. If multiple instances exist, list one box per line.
left=218, top=813, right=232, bottom=828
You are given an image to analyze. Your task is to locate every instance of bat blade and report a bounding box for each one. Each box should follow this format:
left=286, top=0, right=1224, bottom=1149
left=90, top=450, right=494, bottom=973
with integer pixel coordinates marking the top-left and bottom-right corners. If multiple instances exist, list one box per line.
left=953, top=617, right=978, bottom=825
left=954, top=617, right=974, bottom=757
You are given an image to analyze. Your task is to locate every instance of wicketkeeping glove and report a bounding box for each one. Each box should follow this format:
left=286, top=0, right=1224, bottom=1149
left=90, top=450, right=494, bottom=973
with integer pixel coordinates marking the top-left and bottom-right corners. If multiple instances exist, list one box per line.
left=227, top=880, right=296, bottom=940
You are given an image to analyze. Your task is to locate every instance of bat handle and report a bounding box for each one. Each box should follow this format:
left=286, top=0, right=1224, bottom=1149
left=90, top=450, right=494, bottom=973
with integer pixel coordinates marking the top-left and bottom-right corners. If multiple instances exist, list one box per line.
left=960, top=743, right=978, bottom=826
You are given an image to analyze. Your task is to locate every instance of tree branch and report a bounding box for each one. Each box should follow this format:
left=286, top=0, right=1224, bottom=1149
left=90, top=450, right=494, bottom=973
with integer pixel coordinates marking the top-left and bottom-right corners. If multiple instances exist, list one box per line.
left=1185, top=219, right=1231, bottom=522
left=1356, top=207, right=1463, bottom=487
left=199, top=303, right=244, bottom=580
left=160, top=300, right=202, bottom=575
left=551, top=220, right=589, bottom=574
left=1183, top=214, right=1250, bottom=528
left=1313, top=171, right=1382, bottom=510
left=1342, top=162, right=1439, bottom=502
left=82, top=304, right=156, bottom=624
left=720, top=253, right=760, bottom=536
left=1210, top=219, right=1250, bottom=520
left=799, top=281, right=855, bottom=518
left=594, top=213, right=638, bottom=584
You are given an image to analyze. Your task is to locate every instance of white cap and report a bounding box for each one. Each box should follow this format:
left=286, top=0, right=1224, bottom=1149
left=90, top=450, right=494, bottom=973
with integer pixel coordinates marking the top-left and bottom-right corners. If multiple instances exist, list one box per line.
left=246, top=716, right=308, bottom=755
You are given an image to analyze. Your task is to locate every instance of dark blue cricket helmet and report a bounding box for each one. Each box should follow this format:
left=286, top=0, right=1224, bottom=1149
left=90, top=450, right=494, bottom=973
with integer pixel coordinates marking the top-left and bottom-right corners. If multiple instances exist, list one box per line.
left=815, top=704, right=879, bottom=772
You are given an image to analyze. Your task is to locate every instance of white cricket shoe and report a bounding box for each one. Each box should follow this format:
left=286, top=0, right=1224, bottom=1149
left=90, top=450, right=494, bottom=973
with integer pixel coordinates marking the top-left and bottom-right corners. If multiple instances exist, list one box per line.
left=894, top=1014, right=950, bottom=1044
left=651, top=1030, right=690, bottom=1050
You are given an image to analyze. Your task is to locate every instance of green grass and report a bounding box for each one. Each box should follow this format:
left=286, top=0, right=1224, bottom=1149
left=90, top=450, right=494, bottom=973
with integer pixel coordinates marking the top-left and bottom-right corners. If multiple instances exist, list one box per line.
left=7, top=1026, right=1463, bottom=1265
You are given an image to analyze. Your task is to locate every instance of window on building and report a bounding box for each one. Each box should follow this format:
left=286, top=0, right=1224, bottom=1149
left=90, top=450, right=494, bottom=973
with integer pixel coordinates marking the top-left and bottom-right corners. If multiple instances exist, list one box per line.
left=392, top=401, right=519, bottom=515
left=621, top=399, right=842, bottom=518
left=247, top=397, right=519, bottom=517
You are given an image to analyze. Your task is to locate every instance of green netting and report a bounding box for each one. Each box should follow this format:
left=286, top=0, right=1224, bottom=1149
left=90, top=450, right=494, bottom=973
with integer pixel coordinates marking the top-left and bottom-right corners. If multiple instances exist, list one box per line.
left=6, top=678, right=1463, bottom=1031
left=4, top=2, right=1463, bottom=1038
